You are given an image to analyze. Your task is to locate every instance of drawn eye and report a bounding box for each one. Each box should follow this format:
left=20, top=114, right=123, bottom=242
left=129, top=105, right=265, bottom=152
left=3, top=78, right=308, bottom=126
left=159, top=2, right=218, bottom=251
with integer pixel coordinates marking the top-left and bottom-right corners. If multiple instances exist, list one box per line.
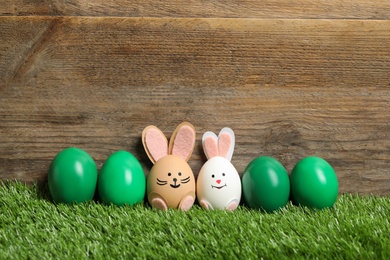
left=168, top=172, right=171, bottom=176
left=212, top=174, right=215, bottom=178
left=222, top=173, right=226, bottom=177
left=178, top=172, right=182, bottom=176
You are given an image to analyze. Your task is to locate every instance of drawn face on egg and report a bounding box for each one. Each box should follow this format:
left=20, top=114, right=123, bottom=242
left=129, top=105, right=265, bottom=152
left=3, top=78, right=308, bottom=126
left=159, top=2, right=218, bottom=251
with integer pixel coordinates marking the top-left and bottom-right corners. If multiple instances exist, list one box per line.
left=148, top=155, right=194, bottom=196
left=198, top=157, right=238, bottom=193
left=156, top=171, right=191, bottom=189
left=210, top=172, right=227, bottom=189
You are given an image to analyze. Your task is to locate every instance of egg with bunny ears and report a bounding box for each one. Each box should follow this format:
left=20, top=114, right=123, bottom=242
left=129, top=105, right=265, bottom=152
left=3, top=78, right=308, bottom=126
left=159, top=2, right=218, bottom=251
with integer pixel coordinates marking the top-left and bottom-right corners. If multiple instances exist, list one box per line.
left=142, top=122, right=196, bottom=211
left=197, top=127, right=242, bottom=210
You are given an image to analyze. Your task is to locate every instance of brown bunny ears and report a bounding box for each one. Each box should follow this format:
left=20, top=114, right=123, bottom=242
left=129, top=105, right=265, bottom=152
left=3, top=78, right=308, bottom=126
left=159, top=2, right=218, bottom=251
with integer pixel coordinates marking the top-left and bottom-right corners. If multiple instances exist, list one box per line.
left=142, top=122, right=196, bottom=164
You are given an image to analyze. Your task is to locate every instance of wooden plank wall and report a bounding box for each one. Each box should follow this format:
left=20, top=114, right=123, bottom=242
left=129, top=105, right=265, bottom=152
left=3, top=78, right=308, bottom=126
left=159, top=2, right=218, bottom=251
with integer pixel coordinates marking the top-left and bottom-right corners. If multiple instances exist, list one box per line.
left=1, top=1, right=390, bottom=195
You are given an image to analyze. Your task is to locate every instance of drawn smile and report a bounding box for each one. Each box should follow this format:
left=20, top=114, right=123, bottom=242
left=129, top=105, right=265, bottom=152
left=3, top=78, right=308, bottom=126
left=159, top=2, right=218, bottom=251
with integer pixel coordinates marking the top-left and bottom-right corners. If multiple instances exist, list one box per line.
left=170, top=184, right=181, bottom=188
left=211, top=184, right=227, bottom=189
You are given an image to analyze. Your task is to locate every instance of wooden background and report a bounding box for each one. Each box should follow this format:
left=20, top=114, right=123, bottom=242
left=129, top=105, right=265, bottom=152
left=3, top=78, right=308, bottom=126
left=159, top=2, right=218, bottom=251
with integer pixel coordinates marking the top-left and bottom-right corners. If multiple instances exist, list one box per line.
left=1, top=1, right=390, bottom=195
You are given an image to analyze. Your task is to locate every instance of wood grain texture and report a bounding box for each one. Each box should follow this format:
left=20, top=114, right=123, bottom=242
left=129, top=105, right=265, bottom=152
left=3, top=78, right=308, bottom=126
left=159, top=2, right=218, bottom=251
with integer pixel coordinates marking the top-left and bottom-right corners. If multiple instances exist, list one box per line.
left=1, top=0, right=390, bottom=19
left=1, top=17, right=390, bottom=194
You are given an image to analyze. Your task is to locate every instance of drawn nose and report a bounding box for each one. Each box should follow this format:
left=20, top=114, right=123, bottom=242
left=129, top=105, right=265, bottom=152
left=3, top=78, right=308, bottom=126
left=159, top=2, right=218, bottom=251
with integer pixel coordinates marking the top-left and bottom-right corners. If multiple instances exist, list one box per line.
left=216, top=179, right=221, bottom=184
left=173, top=178, right=177, bottom=183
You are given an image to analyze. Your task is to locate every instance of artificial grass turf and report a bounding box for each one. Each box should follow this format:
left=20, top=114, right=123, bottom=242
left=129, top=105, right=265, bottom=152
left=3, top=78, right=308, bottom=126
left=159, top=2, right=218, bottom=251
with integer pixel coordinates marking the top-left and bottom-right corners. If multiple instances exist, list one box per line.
left=1, top=182, right=390, bottom=259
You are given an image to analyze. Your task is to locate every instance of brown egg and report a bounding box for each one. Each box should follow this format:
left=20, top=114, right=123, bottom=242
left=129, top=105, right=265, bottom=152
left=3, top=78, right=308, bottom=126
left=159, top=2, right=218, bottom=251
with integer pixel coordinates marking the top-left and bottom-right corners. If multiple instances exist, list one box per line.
left=147, top=155, right=195, bottom=208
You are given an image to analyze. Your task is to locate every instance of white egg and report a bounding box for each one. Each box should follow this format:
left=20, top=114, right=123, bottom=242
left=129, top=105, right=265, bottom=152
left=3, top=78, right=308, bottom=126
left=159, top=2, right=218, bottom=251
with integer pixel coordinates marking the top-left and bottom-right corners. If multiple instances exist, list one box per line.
left=197, top=156, right=241, bottom=210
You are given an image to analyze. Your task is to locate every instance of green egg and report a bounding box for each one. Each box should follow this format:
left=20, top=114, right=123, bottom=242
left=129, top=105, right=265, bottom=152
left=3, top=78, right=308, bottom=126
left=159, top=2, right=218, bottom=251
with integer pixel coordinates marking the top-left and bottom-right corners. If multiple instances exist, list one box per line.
left=242, top=156, right=290, bottom=212
left=98, top=151, right=146, bottom=206
left=48, top=147, right=98, bottom=204
left=290, top=156, right=338, bottom=209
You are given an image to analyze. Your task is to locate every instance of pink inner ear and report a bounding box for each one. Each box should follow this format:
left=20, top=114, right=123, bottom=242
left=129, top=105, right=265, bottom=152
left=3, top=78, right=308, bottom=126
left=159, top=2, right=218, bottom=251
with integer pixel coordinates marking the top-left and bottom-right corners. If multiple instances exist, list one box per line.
left=145, top=128, right=168, bottom=163
left=171, top=125, right=195, bottom=161
left=218, top=133, right=232, bottom=158
left=203, top=137, right=218, bottom=159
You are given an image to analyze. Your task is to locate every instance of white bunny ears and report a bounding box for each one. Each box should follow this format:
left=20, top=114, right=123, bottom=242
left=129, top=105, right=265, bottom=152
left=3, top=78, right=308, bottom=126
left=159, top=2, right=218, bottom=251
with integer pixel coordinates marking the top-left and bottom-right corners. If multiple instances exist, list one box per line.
left=202, top=127, right=235, bottom=161
left=142, top=122, right=196, bottom=164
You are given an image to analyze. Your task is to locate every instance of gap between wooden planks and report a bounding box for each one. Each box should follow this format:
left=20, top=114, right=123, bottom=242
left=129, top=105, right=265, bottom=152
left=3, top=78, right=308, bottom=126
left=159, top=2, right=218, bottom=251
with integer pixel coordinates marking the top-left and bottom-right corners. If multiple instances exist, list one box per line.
left=1, top=0, right=390, bottom=19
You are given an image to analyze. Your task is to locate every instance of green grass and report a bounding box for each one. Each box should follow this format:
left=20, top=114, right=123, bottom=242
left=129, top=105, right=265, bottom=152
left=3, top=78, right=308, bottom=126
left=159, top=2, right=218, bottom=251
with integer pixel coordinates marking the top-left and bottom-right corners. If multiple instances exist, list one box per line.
left=1, top=182, right=390, bottom=259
